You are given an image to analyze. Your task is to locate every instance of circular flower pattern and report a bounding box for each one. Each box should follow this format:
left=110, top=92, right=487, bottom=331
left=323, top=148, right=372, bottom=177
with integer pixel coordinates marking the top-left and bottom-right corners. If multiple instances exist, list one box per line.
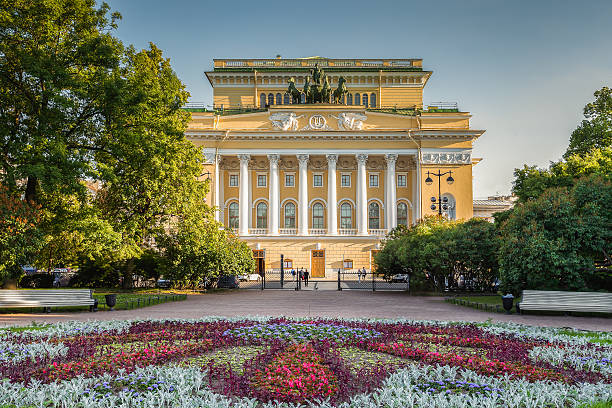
left=0, top=318, right=610, bottom=407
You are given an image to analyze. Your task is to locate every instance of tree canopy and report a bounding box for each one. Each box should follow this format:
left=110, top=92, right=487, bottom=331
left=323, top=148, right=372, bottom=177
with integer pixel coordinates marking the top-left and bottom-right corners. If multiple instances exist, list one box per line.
left=565, top=87, right=612, bottom=158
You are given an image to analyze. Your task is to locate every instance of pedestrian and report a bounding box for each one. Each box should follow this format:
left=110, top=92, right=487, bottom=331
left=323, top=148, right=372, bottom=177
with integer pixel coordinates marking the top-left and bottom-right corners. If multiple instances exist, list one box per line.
left=298, top=268, right=303, bottom=283
left=361, top=267, right=367, bottom=281
left=291, top=268, right=296, bottom=281
left=303, top=268, right=309, bottom=287
left=357, top=267, right=361, bottom=282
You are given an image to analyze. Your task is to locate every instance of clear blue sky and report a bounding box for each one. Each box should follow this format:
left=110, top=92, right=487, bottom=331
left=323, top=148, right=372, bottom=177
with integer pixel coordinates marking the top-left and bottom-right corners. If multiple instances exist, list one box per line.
left=104, top=0, right=612, bottom=197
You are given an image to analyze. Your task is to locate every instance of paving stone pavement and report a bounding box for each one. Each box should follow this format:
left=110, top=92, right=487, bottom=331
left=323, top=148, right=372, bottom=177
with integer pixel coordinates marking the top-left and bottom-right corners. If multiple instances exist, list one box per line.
left=0, top=290, right=610, bottom=331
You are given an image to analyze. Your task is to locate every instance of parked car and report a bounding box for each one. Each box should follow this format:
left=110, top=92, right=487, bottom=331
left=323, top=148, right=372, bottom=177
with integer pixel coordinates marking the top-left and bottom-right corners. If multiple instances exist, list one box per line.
left=238, top=273, right=261, bottom=282
left=390, top=274, right=409, bottom=283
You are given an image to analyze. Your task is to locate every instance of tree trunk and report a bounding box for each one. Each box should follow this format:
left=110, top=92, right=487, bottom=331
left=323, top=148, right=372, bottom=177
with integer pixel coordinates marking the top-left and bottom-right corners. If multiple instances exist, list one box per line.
left=25, top=176, right=39, bottom=203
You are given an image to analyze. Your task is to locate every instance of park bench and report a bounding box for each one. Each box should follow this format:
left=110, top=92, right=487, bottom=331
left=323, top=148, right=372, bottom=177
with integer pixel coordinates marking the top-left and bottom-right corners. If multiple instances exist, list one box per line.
left=0, top=289, right=97, bottom=313
left=518, top=290, right=612, bottom=314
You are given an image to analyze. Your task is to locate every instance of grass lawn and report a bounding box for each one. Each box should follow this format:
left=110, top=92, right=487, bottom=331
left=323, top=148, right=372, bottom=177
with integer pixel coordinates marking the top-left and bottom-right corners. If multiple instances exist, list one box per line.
left=445, top=294, right=520, bottom=314
left=0, top=290, right=187, bottom=314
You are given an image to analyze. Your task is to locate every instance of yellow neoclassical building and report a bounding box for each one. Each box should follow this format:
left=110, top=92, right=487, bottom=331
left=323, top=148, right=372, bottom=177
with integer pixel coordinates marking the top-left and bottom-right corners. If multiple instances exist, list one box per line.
left=185, top=57, right=484, bottom=278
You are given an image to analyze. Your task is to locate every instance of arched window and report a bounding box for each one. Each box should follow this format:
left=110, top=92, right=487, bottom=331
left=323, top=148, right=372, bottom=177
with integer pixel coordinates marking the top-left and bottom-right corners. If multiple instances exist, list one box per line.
left=268, top=93, right=274, bottom=106
left=354, top=93, right=360, bottom=106
left=312, top=202, right=324, bottom=229
left=370, top=93, right=376, bottom=108
left=228, top=202, right=239, bottom=229
left=340, top=202, right=352, bottom=229
left=256, top=202, right=268, bottom=228
left=397, top=202, right=408, bottom=226
left=347, top=93, right=353, bottom=105
left=368, top=202, right=380, bottom=229
left=284, top=202, right=296, bottom=228
left=283, top=93, right=290, bottom=104
left=363, top=93, right=368, bottom=108
left=260, top=93, right=266, bottom=107
left=276, top=93, right=282, bottom=105
left=300, top=92, right=306, bottom=103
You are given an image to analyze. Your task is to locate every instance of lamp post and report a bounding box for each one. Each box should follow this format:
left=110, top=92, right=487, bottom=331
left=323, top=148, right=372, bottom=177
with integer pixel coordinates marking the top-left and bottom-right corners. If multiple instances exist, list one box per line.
left=425, top=170, right=454, bottom=216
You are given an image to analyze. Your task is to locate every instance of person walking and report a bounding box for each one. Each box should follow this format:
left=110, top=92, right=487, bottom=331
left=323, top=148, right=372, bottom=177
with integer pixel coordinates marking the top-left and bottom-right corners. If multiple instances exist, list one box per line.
left=291, top=268, right=296, bottom=282
left=357, top=267, right=361, bottom=282
left=303, top=268, right=309, bottom=287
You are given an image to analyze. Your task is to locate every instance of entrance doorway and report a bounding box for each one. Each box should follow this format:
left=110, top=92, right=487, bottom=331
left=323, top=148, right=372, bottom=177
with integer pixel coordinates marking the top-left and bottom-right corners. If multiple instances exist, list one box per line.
left=253, top=250, right=265, bottom=276
left=311, top=250, right=325, bottom=278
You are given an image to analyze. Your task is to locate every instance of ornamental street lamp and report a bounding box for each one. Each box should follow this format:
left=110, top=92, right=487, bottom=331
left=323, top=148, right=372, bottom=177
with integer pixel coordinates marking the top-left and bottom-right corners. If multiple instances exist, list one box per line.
left=425, top=170, right=455, bottom=216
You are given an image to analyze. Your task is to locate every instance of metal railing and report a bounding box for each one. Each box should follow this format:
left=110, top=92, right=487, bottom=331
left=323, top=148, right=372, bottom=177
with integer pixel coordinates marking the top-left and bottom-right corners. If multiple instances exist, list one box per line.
left=426, top=102, right=459, bottom=111
left=214, top=58, right=421, bottom=69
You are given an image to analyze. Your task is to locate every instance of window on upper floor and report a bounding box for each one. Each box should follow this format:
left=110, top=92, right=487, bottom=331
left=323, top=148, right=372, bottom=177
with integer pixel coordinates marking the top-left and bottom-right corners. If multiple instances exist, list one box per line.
left=260, top=93, right=266, bottom=107
left=276, top=93, right=282, bottom=105
left=256, top=202, right=268, bottom=228
left=229, top=174, right=239, bottom=187
left=370, top=93, right=376, bottom=108
left=369, top=174, right=379, bottom=187
left=363, top=93, right=369, bottom=108
left=284, top=202, right=296, bottom=228
left=347, top=93, right=353, bottom=105
left=341, top=174, right=351, bottom=187
left=257, top=174, right=267, bottom=187
left=354, top=93, right=360, bottom=105
left=312, top=203, right=324, bottom=229
left=285, top=174, right=295, bottom=187
left=283, top=93, right=290, bottom=104
left=368, top=202, right=380, bottom=229
left=268, top=93, right=274, bottom=105
left=228, top=202, right=239, bottom=229
left=313, top=174, right=323, bottom=187
left=340, top=202, right=352, bottom=229
left=397, top=174, right=407, bottom=187
left=397, top=202, right=408, bottom=226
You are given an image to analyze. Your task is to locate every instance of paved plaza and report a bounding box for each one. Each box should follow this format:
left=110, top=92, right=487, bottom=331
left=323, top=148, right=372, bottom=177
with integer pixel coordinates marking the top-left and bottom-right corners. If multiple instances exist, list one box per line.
left=0, top=291, right=609, bottom=331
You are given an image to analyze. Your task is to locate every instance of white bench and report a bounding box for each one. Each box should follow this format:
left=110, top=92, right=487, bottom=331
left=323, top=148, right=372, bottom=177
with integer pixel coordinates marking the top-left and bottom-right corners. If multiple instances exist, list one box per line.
left=0, top=289, right=97, bottom=313
left=518, top=290, right=612, bottom=314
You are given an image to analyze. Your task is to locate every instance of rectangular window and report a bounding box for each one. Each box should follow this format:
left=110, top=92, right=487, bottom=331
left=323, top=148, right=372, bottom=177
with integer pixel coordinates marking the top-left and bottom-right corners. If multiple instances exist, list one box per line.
left=369, top=174, right=379, bottom=187
left=285, top=174, right=295, bottom=187
left=229, top=174, right=239, bottom=187
left=313, top=174, right=323, bottom=187
left=343, top=259, right=353, bottom=270
left=397, top=174, right=407, bottom=187
left=257, top=174, right=267, bottom=187
left=341, top=174, right=351, bottom=187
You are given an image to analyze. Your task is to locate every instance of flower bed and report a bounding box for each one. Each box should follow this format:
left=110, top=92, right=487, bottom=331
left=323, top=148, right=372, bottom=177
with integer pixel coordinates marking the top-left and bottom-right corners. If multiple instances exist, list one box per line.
left=0, top=318, right=610, bottom=407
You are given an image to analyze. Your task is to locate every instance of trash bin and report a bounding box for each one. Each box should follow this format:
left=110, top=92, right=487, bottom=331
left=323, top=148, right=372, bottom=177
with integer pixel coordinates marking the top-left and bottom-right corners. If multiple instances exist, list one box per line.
left=501, top=294, right=514, bottom=314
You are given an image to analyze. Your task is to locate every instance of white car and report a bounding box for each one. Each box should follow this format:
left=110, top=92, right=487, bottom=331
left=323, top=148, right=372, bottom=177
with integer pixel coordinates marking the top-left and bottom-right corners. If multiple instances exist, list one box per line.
left=390, top=274, right=409, bottom=283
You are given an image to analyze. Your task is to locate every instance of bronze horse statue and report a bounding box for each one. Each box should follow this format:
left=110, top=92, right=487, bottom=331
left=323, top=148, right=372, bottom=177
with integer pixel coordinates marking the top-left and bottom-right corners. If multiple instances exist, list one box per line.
left=332, top=77, right=348, bottom=104
left=287, top=77, right=301, bottom=104
left=321, top=76, right=332, bottom=103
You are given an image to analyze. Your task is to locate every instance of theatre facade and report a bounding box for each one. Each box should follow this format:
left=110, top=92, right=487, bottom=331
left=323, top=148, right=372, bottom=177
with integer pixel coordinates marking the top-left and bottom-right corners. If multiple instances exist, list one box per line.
left=185, top=57, right=484, bottom=278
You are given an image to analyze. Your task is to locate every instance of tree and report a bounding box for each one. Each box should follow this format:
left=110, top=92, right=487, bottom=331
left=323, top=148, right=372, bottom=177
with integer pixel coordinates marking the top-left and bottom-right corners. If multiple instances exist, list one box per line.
left=512, top=147, right=612, bottom=202
left=565, top=87, right=612, bottom=158
left=499, top=176, right=612, bottom=295
left=0, top=0, right=124, bottom=202
left=160, top=216, right=255, bottom=289
left=0, top=186, right=42, bottom=284
left=375, top=217, right=499, bottom=292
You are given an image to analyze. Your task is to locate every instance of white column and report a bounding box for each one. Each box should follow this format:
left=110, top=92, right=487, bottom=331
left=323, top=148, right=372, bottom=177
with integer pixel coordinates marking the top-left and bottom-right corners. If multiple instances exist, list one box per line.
left=416, top=153, right=422, bottom=222
left=356, top=153, right=368, bottom=235
left=238, top=154, right=250, bottom=235
left=214, top=155, right=221, bottom=222
left=385, top=154, right=398, bottom=230
left=268, top=154, right=280, bottom=235
left=326, top=154, right=338, bottom=235
left=297, top=154, right=309, bottom=236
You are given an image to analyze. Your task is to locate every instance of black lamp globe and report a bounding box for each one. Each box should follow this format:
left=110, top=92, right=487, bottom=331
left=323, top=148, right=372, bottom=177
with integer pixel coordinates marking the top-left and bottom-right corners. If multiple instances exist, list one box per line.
left=430, top=204, right=436, bottom=210
left=425, top=176, right=433, bottom=185
left=430, top=196, right=436, bottom=202
left=446, top=175, right=454, bottom=185
left=443, top=197, right=448, bottom=203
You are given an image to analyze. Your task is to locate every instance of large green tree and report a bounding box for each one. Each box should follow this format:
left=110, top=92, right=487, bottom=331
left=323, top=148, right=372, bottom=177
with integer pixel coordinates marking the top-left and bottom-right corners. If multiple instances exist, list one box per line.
left=0, top=0, right=123, bottom=202
left=499, top=176, right=612, bottom=295
left=565, top=87, right=612, bottom=158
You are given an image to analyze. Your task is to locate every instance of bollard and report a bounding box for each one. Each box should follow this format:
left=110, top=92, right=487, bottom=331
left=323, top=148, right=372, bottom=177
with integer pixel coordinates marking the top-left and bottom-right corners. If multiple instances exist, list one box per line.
left=337, top=269, right=342, bottom=291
